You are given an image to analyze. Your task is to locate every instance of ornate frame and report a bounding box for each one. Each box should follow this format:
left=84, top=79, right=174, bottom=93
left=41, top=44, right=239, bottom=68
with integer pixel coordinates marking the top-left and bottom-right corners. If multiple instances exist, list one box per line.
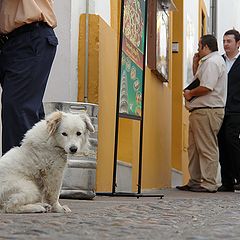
left=147, top=0, right=169, bottom=82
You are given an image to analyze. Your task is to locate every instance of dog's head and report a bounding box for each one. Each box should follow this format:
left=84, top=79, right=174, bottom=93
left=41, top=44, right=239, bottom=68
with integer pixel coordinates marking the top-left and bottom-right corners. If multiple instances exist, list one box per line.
left=46, top=111, right=95, bottom=154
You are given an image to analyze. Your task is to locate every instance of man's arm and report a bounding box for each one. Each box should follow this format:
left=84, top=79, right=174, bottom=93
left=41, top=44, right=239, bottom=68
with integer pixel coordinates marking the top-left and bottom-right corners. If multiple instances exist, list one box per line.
left=184, top=86, right=211, bottom=101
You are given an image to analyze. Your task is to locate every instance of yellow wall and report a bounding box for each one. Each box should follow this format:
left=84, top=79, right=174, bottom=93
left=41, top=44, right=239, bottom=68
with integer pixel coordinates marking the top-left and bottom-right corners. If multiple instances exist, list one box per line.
left=114, top=1, right=173, bottom=190
left=78, top=15, right=100, bottom=104
left=141, top=68, right=172, bottom=189
left=78, top=15, right=118, bottom=191
left=118, top=119, right=135, bottom=165
left=78, top=1, right=187, bottom=191
left=97, top=19, right=119, bottom=191
left=172, top=0, right=190, bottom=184
left=172, top=0, right=184, bottom=171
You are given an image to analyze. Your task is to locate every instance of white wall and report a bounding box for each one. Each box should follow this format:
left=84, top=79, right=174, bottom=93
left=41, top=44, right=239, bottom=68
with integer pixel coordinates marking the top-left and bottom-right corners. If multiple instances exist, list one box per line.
left=95, top=0, right=111, bottom=25
left=45, top=0, right=111, bottom=102
left=44, top=0, right=86, bottom=102
left=183, top=0, right=199, bottom=87
left=217, top=0, right=240, bottom=54
left=203, top=0, right=211, bottom=16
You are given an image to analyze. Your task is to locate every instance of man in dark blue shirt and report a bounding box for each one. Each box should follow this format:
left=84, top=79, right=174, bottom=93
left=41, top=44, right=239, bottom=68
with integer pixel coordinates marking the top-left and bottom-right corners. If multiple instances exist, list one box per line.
left=218, top=29, right=240, bottom=192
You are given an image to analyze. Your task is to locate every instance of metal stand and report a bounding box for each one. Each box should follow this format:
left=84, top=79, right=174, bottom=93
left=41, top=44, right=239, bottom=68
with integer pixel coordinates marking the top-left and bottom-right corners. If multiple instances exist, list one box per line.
left=97, top=0, right=163, bottom=199
left=96, top=192, right=164, bottom=199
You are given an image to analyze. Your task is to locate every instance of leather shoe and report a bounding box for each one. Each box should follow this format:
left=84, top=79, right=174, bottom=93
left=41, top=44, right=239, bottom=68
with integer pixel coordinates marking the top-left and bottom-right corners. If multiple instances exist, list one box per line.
left=176, top=185, right=191, bottom=191
left=234, top=184, right=240, bottom=191
left=190, top=186, right=217, bottom=193
left=217, top=185, right=234, bottom=192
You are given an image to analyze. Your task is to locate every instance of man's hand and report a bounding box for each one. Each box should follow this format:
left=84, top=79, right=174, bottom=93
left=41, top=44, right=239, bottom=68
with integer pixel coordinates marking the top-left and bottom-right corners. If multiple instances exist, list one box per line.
left=183, top=89, right=192, bottom=101
left=192, top=53, right=200, bottom=75
left=193, top=53, right=200, bottom=65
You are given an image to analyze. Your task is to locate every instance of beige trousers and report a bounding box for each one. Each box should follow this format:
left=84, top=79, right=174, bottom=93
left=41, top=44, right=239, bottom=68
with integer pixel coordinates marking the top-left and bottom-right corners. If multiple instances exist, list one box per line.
left=187, top=108, right=224, bottom=191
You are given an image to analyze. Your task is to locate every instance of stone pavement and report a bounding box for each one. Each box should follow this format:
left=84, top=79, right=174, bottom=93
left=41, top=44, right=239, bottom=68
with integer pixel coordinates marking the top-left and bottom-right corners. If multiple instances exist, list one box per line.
left=1, top=189, right=240, bottom=240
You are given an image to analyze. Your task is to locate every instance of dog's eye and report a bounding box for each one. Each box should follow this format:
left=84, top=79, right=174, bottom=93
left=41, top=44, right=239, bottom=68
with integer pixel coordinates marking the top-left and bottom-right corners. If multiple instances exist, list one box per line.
left=62, top=132, right=68, bottom=136
left=76, top=131, right=81, bottom=136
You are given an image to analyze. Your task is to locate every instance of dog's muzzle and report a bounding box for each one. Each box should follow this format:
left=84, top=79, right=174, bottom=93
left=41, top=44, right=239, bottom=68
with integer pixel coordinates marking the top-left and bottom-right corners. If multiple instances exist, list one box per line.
left=69, top=146, right=78, bottom=154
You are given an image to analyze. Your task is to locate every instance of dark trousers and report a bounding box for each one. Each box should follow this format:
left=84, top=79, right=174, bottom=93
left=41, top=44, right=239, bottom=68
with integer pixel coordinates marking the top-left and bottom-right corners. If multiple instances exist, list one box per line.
left=218, top=115, right=240, bottom=186
left=0, top=22, right=58, bottom=155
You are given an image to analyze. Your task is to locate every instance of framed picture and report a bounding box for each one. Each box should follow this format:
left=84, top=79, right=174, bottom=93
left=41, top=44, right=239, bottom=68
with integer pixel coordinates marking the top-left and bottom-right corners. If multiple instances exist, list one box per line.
left=118, top=0, right=147, bottom=119
left=147, top=0, right=169, bottom=82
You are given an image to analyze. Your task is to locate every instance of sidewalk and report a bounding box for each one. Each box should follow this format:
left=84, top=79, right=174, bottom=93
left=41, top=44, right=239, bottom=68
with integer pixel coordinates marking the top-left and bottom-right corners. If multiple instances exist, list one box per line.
left=0, top=189, right=239, bottom=240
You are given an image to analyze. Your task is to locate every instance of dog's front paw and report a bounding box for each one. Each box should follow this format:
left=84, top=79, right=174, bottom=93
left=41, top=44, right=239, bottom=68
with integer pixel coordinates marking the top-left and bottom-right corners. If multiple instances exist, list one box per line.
left=52, top=202, right=71, bottom=213
left=40, top=203, right=52, bottom=212
left=62, top=205, right=71, bottom=213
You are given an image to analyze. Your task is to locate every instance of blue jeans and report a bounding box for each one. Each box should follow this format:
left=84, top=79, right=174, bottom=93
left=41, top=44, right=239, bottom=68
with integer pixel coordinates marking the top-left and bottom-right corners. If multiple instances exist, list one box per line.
left=0, top=22, right=58, bottom=154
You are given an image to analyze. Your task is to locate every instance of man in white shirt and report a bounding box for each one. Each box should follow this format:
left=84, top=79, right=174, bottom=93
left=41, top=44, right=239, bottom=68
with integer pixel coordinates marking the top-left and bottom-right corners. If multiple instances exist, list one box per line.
left=218, top=29, right=240, bottom=192
left=176, top=34, right=227, bottom=193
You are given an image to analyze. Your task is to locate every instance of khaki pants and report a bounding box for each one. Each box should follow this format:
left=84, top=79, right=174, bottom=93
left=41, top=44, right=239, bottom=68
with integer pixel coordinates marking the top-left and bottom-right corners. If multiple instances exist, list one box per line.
left=187, top=108, right=224, bottom=191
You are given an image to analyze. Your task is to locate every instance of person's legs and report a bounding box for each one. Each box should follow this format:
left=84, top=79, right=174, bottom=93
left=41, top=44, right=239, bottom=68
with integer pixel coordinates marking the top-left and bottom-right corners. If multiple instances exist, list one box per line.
left=218, top=116, right=235, bottom=190
left=176, top=114, right=202, bottom=191
left=225, top=115, right=240, bottom=188
left=192, top=109, right=224, bottom=191
left=1, top=24, right=58, bottom=154
left=187, top=117, right=202, bottom=188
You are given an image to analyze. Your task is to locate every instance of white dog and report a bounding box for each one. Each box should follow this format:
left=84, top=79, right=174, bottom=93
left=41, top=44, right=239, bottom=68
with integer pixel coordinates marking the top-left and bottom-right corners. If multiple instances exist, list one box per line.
left=0, top=111, right=94, bottom=213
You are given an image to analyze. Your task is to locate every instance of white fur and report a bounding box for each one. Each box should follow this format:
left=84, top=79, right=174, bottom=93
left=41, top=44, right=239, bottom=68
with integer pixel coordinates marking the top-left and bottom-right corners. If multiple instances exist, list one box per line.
left=0, top=111, right=94, bottom=214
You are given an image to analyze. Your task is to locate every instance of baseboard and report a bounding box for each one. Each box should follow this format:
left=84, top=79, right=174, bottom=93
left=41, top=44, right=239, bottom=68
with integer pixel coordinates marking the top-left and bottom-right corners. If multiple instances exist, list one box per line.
left=171, top=168, right=183, bottom=187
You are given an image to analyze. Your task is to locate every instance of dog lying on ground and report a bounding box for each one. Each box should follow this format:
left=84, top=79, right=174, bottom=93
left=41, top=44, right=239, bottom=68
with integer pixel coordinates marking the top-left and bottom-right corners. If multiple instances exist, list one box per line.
left=0, top=111, right=94, bottom=213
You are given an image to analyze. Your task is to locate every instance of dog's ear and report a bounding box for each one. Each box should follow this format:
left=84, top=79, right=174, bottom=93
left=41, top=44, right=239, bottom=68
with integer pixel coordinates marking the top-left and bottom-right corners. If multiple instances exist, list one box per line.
left=81, top=113, right=95, bottom=133
left=46, top=111, right=63, bottom=136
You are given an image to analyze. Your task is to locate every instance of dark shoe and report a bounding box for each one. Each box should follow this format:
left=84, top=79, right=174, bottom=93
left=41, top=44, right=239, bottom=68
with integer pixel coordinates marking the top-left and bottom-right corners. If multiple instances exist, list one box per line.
left=190, top=186, right=217, bottom=193
left=176, top=185, right=191, bottom=191
left=234, top=184, right=240, bottom=191
left=217, top=185, right=234, bottom=192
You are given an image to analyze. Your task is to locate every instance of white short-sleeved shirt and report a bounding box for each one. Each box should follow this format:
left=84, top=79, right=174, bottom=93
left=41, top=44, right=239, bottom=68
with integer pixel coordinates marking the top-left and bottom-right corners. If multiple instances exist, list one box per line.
left=187, top=51, right=227, bottom=109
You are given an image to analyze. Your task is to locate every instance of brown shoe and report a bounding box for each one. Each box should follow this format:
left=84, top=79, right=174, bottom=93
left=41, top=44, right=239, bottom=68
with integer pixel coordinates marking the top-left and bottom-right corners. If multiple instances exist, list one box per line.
left=190, top=186, right=217, bottom=193
left=176, top=185, right=191, bottom=191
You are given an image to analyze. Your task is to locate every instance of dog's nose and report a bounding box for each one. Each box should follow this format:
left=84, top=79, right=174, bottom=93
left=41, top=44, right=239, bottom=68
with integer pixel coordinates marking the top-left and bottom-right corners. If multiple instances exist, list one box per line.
left=69, top=146, right=78, bottom=154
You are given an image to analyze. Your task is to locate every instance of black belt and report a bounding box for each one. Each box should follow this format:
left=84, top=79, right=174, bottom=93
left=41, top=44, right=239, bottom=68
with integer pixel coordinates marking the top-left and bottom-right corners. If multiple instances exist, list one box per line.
left=0, top=22, right=48, bottom=44
left=189, top=107, right=224, bottom=113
